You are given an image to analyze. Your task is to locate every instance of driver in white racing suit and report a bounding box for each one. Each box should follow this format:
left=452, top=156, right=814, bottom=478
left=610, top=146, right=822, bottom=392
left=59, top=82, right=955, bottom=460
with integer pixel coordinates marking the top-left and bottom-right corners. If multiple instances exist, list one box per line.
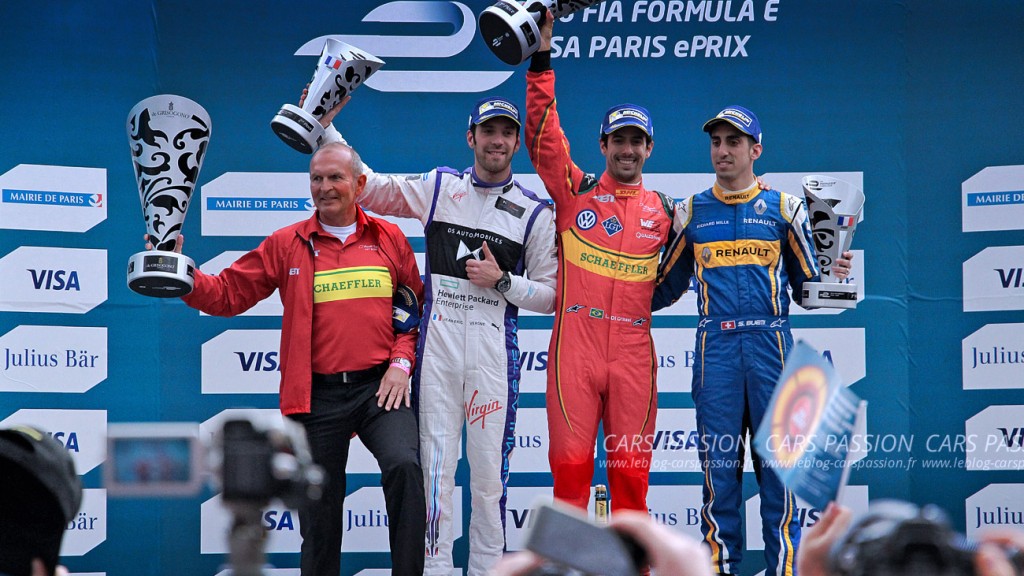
left=314, top=94, right=557, bottom=575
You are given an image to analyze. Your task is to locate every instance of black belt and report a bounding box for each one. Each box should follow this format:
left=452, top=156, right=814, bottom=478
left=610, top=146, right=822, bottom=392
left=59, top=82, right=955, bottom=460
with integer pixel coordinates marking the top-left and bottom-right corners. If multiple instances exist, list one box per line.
left=312, top=362, right=389, bottom=385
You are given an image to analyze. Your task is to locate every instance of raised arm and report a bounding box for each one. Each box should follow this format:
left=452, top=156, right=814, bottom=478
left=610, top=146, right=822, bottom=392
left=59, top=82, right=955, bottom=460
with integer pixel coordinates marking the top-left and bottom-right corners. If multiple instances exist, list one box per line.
left=302, top=88, right=436, bottom=222
left=524, top=12, right=592, bottom=209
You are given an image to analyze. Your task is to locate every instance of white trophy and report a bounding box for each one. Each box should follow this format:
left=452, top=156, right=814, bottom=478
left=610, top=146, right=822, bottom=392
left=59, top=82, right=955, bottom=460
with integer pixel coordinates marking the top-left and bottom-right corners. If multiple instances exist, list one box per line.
left=126, top=95, right=211, bottom=298
left=801, top=175, right=865, bottom=309
left=479, top=0, right=608, bottom=65
left=271, top=38, right=384, bottom=153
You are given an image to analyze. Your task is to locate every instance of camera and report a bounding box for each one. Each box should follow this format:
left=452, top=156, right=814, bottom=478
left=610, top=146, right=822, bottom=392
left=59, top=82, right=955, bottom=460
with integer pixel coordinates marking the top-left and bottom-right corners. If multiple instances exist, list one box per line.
left=105, top=415, right=323, bottom=507
left=105, top=416, right=324, bottom=575
left=217, top=418, right=323, bottom=509
left=828, top=499, right=1024, bottom=576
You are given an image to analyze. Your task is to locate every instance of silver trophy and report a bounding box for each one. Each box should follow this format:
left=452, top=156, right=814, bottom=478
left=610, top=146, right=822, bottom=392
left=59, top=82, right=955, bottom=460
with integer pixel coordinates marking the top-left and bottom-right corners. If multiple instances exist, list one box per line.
left=480, top=0, right=607, bottom=65
left=801, top=175, right=865, bottom=309
left=271, top=38, right=384, bottom=153
left=126, top=95, right=211, bottom=298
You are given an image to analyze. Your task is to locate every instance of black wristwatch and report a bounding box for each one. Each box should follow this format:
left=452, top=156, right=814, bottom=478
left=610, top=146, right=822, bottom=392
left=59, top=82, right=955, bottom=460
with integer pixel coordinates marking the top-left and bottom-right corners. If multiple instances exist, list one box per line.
left=494, top=271, right=512, bottom=294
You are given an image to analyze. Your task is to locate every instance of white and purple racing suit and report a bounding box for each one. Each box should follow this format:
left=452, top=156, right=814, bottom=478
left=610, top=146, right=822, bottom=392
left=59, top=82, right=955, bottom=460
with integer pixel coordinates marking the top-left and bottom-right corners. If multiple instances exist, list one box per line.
left=347, top=151, right=557, bottom=575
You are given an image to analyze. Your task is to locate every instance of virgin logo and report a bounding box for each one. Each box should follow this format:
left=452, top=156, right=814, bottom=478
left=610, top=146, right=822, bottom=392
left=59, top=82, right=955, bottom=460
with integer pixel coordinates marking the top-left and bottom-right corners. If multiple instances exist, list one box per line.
left=465, top=389, right=503, bottom=428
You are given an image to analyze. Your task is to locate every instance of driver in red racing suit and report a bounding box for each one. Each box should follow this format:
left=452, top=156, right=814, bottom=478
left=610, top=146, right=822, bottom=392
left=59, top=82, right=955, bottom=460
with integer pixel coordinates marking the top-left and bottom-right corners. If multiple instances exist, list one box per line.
left=525, top=17, right=676, bottom=514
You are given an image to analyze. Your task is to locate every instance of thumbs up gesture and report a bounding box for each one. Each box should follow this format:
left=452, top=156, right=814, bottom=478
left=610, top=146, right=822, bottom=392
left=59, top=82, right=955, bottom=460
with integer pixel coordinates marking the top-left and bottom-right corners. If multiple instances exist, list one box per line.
left=466, top=241, right=504, bottom=288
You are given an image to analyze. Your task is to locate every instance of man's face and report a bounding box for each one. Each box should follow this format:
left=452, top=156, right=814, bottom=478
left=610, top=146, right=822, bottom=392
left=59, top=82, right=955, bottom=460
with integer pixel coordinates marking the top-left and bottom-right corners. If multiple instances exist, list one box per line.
left=709, top=122, right=762, bottom=186
left=600, top=126, right=652, bottom=183
left=468, top=116, right=520, bottom=180
left=309, top=146, right=364, bottom=227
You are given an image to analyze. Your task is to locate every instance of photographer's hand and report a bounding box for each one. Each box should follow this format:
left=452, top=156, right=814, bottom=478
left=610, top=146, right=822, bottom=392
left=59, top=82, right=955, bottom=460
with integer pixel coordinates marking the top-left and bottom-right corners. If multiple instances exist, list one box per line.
left=610, top=511, right=713, bottom=576
left=376, top=366, right=411, bottom=411
left=796, top=502, right=853, bottom=576
left=976, top=529, right=1024, bottom=576
left=489, top=551, right=545, bottom=575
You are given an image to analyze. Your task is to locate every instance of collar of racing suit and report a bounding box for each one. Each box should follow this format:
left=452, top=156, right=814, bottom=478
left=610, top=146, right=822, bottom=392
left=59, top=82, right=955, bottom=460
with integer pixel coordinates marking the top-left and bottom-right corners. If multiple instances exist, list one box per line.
left=469, top=167, right=515, bottom=194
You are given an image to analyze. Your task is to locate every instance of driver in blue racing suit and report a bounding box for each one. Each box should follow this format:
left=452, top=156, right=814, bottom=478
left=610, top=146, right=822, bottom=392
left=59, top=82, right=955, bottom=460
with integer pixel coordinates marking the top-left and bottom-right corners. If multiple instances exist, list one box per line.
left=654, top=105, right=851, bottom=575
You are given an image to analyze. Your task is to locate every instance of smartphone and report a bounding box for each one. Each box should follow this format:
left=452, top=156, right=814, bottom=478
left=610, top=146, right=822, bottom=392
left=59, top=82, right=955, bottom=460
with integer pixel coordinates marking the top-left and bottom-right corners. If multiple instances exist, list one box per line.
left=525, top=501, right=645, bottom=576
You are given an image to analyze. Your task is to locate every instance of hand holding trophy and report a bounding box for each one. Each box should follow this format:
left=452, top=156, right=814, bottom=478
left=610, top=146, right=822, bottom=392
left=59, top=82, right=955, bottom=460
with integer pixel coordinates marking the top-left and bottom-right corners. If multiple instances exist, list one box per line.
left=271, top=39, right=384, bottom=153
left=126, top=95, right=211, bottom=297
left=479, top=0, right=609, bottom=65
left=801, top=175, right=865, bottom=309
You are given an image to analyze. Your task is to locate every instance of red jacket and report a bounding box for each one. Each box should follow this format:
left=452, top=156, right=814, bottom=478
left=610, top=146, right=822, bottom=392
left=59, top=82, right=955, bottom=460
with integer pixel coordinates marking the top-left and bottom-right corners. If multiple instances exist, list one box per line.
left=183, top=207, right=423, bottom=415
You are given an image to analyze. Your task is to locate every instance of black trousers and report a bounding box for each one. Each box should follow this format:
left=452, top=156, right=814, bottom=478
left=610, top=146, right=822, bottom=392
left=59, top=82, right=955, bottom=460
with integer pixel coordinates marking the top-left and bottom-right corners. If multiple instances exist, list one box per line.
left=291, top=377, right=425, bottom=575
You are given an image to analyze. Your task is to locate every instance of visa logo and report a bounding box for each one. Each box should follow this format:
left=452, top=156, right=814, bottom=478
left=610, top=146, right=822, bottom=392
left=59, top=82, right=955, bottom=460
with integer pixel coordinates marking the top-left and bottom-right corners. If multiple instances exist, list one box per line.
left=234, top=351, right=280, bottom=372
left=652, top=429, right=699, bottom=451
left=263, top=510, right=295, bottom=531
left=29, top=269, right=81, bottom=291
left=509, top=508, right=536, bottom=530
left=518, top=350, right=547, bottom=371
left=45, top=431, right=80, bottom=452
left=997, top=268, right=1024, bottom=288
left=795, top=506, right=822, bottom=528
left=997, top=427, right=1024, bottom=448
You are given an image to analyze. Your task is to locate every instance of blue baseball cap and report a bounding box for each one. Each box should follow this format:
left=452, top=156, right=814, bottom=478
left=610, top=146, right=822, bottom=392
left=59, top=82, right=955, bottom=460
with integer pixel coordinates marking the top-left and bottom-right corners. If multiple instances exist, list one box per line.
left=703, top=105, right=762, bottom=143
left=468, top=96, right=521, bottom=130
left=600, top=103, right=654, bottom=138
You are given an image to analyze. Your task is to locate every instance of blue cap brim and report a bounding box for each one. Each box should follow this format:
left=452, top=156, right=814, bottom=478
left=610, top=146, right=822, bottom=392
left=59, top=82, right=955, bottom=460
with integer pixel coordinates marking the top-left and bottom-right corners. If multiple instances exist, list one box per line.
left=702, top=117, right=759, bottom=142
left=473, top=111, right=521, bottom=128
left=603, top=120, right=652, bottom=137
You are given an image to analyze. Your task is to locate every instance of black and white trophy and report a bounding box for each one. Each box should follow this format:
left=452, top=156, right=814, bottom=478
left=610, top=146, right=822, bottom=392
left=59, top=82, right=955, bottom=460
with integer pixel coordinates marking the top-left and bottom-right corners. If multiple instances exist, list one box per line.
left=480, top=0, right=607, bottom=65
left=126, top=95, right=211, bottom=298
left=801, top=175, right=865, bottom=309
left=271, top=38, right=384, bottom=154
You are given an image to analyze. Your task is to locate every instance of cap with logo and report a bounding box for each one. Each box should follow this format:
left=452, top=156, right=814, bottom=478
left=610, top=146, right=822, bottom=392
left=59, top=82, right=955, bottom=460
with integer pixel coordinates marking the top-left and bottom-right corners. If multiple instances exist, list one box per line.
left=0, top=425, right=82, bottom=523
left=468, top=96, right=521, bottom=130
left=0, top=425, right=82, bottom=576
left=702, top=105, right=762, bottom=143
left=600, top=103, right=654, bottom=138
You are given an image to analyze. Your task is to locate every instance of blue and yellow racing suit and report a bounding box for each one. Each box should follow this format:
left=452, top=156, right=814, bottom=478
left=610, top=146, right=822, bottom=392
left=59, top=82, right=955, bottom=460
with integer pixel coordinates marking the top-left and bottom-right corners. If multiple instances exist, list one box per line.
left=653, top=181, right=819, bottom=575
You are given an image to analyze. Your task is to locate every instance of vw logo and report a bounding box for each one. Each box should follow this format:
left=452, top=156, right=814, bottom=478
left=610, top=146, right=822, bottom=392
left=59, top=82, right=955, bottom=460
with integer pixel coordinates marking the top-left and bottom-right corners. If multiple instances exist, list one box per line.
left=576, top=209, right=597, bottom=230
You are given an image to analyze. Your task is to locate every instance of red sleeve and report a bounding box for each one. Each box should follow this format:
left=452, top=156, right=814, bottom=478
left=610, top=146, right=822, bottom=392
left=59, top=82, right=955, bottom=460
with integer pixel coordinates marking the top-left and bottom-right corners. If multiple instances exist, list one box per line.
left=525, top=69, right=588, bottom=208
left=181, top=236, right=281, bottom=316
left=386, top=226, right=423, bottom=367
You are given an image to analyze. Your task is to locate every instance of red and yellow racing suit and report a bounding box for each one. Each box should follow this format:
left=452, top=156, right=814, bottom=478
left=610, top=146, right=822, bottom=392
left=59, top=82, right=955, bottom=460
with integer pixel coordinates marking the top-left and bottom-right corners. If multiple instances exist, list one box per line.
left=526, top=65, right=675, bottom=512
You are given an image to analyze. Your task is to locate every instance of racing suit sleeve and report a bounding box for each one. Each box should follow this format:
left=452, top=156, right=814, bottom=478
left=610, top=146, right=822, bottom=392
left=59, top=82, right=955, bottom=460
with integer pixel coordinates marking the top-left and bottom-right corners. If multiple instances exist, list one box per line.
left=653, top=196, right=695, bottom=311
left=319, top=124, right=436, bottom=223
left=388, top=228, right=424, bottom=367
left=181, top=236, right=281, bottom=316
left=783, top=193, right=821, bottom=308
left=525, top=54, right=593, bottom=209
left=504, top=203, right=557, bottom=314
